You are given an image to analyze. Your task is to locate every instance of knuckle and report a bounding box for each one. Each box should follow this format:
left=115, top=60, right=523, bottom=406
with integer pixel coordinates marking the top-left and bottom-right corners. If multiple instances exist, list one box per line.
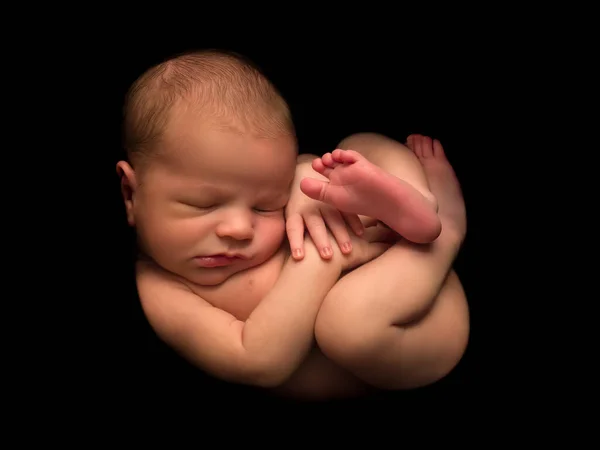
left=306, top=216, right=325, bottom=228
left=286, top=221, right=302, bottom=233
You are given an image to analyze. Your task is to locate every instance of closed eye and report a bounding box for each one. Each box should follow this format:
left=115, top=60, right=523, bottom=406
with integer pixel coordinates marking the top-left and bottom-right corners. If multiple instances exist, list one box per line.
left=182, top=202, right=216, bottom=210
left=253, top=207, right=281, bottom=213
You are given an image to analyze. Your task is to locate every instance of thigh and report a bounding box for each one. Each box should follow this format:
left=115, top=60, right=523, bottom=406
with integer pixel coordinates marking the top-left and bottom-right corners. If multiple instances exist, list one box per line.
left=380, top=269, right=470, bottom=389
left=317, top=269, right=470, bottom=390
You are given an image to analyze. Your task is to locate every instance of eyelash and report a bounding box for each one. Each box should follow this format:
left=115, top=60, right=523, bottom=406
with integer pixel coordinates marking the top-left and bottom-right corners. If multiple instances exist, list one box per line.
left=186, top=203, right=279, bottom=213
left=253, top=207, right=279, bottom=213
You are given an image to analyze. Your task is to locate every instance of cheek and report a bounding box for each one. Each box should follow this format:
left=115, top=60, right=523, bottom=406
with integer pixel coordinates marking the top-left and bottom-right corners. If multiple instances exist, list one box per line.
left=140, top=210, right=210, bottom=248
left=257, top=216, right=286, bottom=245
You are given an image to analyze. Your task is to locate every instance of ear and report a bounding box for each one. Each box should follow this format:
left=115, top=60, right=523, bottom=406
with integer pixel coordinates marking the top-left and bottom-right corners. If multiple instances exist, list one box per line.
left=116, top=161, right=138, bottom=226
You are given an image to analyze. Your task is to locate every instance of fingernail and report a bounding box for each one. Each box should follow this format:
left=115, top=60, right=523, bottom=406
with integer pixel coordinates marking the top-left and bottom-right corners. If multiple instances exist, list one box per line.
left=342, top=242, right=352, bottom=253
left=293, top=249, right=303, bottom=258
left=321, top=247, right=332, bottom=258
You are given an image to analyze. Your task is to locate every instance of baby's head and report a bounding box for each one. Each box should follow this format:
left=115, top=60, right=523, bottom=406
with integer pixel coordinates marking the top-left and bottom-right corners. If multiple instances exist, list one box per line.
left=117, top=49, right=298, bottom=286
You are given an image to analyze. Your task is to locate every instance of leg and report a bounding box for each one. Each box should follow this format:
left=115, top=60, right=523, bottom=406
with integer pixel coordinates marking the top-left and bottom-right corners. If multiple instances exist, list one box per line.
left=315, top=135, right=468, bottom=389
left=300, top=132, right=441, bottom=244
left=339, top=132, right=437, bottom=208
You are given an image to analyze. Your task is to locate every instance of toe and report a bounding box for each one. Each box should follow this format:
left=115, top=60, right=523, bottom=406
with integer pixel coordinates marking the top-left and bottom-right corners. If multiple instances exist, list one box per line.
left=421, top=136, right=434, bottom=158
left=322, top=152, right=335, bottom=167
left=433, top=139, right=447, bottom=160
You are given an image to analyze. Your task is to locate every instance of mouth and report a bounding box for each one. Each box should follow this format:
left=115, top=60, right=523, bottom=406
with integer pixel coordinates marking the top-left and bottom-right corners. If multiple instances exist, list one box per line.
left=193, top=253, right=247, bottom=268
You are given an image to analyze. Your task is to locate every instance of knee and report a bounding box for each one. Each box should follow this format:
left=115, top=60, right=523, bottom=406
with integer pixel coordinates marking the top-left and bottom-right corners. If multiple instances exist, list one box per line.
left=337, top=132, right=392, bottom=152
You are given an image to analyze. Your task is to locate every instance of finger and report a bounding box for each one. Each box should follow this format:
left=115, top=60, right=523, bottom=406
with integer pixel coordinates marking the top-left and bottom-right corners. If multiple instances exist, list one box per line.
left=359, top=215, right=379, bottom=228
left=304, top=214, right=334, bottom=259
left=346, top=241, right=391, bottom=271
left=366, top=242, right=392, bottom=261
left=362, top=224, right=399, bottom=243
left=285, top=213, right=306, bottom=260
left=342, top=212, right=365, bottom=236
left=321, top=208, right=353, bottom=254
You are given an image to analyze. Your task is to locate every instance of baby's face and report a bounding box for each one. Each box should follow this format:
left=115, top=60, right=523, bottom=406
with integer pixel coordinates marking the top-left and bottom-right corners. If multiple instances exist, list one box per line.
left=132, top=114, right=297, bottom=286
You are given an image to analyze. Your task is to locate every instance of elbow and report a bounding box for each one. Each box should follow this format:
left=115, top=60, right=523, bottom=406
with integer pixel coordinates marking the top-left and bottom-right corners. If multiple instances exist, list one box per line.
left=229, top=351, right=295, bottom=388
left=208, top=360, right=290, bottom=388
left=233, top=328, right=297, bottom=388
left=203, top=362, right=291, bottom=389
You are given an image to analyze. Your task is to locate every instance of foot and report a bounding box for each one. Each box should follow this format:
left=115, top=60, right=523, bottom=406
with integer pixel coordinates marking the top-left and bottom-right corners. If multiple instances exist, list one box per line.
left=406, top=134, right=467, bottom=242
left=300, top=149, right=442, bottom=243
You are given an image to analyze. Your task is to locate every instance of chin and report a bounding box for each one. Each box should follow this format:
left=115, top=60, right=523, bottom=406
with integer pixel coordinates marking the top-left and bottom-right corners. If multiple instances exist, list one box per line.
left=187, top=261, right=254, bottom=287
left=188, top=269, right=238, bottom=287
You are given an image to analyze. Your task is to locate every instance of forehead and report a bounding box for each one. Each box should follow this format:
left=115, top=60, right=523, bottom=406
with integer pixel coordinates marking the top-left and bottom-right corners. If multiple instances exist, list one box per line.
left=156, top=112, right=297, bottom=189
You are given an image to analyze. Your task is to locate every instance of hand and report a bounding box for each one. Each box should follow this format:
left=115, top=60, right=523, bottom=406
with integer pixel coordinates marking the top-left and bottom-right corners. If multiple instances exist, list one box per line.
left=286, top=157, right=364, bottom=261
left=335, top=222, right=396, bottom=272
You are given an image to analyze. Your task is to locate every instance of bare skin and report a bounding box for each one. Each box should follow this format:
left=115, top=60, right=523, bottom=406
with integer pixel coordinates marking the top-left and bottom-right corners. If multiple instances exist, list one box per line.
left=313, top=134, right=468, bottom=389
left=406, top=133, right=466, bottom=238
left=300, top=148, right=442, bottom=244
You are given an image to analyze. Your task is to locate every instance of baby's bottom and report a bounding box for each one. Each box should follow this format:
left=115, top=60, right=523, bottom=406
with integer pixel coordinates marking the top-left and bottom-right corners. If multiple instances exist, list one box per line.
left=314, top=133, right=469, bottom=390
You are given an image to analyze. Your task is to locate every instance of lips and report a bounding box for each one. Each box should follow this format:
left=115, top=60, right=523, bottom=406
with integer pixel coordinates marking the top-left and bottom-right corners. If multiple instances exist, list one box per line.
left=193, top=254, right=246, bottom=268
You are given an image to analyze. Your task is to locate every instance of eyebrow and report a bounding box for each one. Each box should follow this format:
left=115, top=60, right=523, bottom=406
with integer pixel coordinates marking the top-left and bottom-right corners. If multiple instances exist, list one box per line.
left=176, top=182, right=228, bottom=195
left=192, top=184, right=225, bottom=194
left=174, top=177, right=288, bottom=200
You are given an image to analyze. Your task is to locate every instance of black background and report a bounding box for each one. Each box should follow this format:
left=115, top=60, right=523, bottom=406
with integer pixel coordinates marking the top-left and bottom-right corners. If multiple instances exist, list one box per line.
left=13, top=5, right=584, bottom=431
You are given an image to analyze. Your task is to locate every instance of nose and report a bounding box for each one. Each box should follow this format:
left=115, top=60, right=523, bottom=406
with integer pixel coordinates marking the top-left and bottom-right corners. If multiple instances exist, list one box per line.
left=215, top=208, right=255, bottom=241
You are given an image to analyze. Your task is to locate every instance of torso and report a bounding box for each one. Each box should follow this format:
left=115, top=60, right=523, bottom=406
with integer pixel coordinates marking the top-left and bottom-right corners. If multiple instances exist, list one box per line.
left=180, top=247, right=371, bottom=401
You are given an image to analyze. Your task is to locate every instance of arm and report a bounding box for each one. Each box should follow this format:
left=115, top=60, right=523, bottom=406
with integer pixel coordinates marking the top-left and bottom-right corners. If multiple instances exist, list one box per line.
left=136, top=238, right=342, bottom=388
